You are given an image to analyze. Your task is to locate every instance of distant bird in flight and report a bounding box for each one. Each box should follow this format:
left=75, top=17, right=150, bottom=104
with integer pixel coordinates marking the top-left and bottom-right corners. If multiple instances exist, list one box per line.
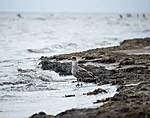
left=71, top=56, right=94, bottom=86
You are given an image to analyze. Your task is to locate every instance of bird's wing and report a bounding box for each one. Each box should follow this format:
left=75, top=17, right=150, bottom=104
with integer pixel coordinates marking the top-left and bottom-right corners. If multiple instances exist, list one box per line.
left=77, top=66, right=94, bottom=78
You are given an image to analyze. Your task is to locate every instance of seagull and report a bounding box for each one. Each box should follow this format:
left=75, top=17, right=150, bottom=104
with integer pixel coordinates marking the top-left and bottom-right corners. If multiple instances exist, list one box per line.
left=71, top=56, right=94, bottom=86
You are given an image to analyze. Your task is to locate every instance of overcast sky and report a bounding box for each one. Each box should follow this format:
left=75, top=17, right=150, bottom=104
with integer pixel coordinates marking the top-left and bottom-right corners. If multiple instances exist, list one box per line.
left=0, top=0, right=150, bottom=13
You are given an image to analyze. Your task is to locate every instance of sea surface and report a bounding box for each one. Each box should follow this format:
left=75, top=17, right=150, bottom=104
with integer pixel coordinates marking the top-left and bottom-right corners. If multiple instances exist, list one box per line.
left=0, top=13, right=150, bottom=118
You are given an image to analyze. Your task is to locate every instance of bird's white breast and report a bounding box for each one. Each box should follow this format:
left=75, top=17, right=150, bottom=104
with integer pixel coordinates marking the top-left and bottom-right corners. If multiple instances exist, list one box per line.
left=72, top=60, right=77, bottom=75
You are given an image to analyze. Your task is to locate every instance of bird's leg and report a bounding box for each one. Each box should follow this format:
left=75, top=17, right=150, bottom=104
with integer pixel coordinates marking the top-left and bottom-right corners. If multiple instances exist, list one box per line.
left=80, top=78, right=83, bottom=86
left=76, top=78, right=80, bottom=87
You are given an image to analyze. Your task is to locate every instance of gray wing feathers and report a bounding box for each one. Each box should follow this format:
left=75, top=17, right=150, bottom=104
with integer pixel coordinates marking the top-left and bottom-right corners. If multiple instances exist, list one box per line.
left=76, top=66, right=94, bottom=78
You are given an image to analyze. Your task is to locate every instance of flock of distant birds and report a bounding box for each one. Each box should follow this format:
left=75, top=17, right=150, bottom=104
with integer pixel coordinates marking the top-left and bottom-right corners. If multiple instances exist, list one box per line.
left=16, top=13, right=147, bottom=19
left=119, top=13, right=146, bottom=19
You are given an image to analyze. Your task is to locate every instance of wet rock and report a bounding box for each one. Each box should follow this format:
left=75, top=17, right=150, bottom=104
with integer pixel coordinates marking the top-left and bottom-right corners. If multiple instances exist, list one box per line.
left=29, top=112, right=54, bottom=118
left=109, top=79, right=124, bottom=85
left=83, top=88, right=108, bottom=95
left=39, top=56, right=150, bottom=86
left=56, top=108, right=100, bottom=118
left=17, top=68, right=36, bottom=73
left=92, top=88, right=108, bottom=95
left=79, top=57, right=116, bottom=64
left=58, top=80, right=150, bottom=118
left=82, top=56, right=116, bottom=64
left=40, top=59, right=71, bottom=76
left=116, top=85, right=124, bottom=92
left=100, top=57, right=116, bottom=63
left=119, top=58, right=135, bottom=65
left=120, top=65, right=148, bottom=73
left=65, top=94, right=75, bottom=97
left=79, top=65, right=115, bottom=83
left=39, top=59, right=115, bottom=84
left=82, top=77, right=97, bottom=83
left=39, top=76, right=51, bottom=82
left=36, top=37, right=150, bottom=118
left=2, top=82, right=13, bottom=85
left=2, top=81, right=27, bottom=85
left=119, top=37, right=150, bottom=50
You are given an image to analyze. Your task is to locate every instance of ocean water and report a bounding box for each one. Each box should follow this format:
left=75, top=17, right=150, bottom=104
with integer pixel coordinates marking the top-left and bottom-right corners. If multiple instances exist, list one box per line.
left=0, top=13, right=150, bottom=118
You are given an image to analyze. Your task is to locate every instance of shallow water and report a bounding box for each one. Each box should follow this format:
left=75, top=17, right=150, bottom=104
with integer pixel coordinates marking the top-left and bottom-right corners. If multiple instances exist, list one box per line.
left=0, top=13, right=150, bottom=117
left=0, top=76, right=117, bottom=118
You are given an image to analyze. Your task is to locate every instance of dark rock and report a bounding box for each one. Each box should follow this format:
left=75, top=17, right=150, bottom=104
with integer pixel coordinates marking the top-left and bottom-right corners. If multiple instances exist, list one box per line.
left=101, top=57, right=116, bottom=63
left=82, top=77, right=97, bottom=83
left=2, top=81, right=27, bottom=85
left=2, top=82, right=13, bottom=85
left=29, top=112, right=53, bottom=118
left=39, top=56, right=150, bottom=86
left=17, top=68, right=36, bottom=73
left=116, top=85, right=124, bottom=92
left=36, top=37, right=150, bottom=118
left=38, top=112, right=46, bottom=115
left=39, top=59, right=115, bottom=84
left=84, top=88, right=108, bottom=95
left=92, top=88, right=108, bottom=95
left=111, top=93, right=127, bottom=101
left=119, top=107, right=130, bottom=112
left=82, top=57, right=116, bottom=64
left=119, top=58, right=135, bottom=65
left=79, top=65, right=116, bottom=83
left=29, top=113, right=37, bottom=118
left=39, top=76, right=51, bottom=82
left=125, top=66, right=148, bottom=72
left=40, top=60, right=71, bottom=76
left=65, top=94, right=75, bottom=97
left=55, top=108, right=100, bottom=118
left=121, top=65, right=148, bottom=73
left=119, top=37, right=150, bottom=50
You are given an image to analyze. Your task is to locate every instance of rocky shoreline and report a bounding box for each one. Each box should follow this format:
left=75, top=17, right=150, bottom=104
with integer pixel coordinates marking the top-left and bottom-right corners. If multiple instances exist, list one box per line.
left=30, top=37, right=150, bottom=118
